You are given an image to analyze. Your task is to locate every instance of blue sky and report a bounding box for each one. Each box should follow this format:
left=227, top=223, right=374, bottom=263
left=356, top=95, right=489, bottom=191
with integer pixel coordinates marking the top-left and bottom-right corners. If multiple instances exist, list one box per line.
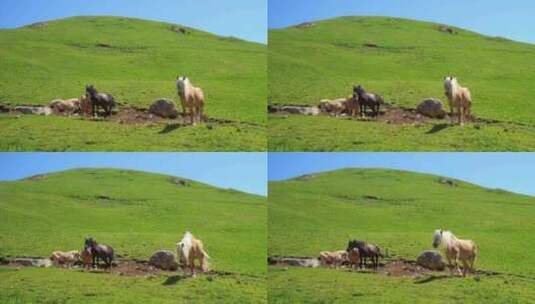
left=0, top=153, right=267, bottom=196
left=269, top=153, right=535, bottom=197
left=0, top=0, right=267, bottom=43
left=269, top=0, right=535, bottom=44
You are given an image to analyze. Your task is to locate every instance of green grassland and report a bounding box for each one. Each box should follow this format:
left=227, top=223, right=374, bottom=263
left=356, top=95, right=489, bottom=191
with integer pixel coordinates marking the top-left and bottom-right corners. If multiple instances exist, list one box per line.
left=0, top=16, right=266, bottom=151
left=268, top=168, right=535, bottom=303
left=0, top=168, right=267, bottom=303
left=268, top=16, right=535, bottom=151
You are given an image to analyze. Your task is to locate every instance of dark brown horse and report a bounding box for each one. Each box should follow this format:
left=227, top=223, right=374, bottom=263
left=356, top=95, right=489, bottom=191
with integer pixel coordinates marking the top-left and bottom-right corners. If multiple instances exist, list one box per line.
left=84, top=237, right=114, bottom=269
left=347, top=239, right=383, bottom=270
left=85, top=85, right=115, bottom=117
left=353, top=85, right=384, bottom=117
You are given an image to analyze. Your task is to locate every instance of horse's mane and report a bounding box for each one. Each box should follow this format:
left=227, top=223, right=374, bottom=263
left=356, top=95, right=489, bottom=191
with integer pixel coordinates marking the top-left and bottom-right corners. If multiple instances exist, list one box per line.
left=177, top=77, right=193, bottom=98
left=178, top=231, right=194, bottom=261
left=440, top=230, right=458, bottom=249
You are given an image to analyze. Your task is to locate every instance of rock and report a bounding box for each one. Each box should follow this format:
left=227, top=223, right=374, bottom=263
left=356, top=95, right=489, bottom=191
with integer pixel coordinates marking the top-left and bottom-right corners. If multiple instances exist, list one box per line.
left=417, top=98, right=446, bottom=118
left=438, top=177, right=457, bottom=187
left=438, top=25, right=456, bottom=34
left=171, top=178, right=190, bottom=187
left=149, top=99, right=178, bottom=119
left=295, top=22, right=314, bottom=29
left=149, top=250, right=178, bottom=271
left=416, top=250, right=445, bottom=270
left=14, top=105, right=52, bottom=116
left=13, top=258, right=52, bottom=268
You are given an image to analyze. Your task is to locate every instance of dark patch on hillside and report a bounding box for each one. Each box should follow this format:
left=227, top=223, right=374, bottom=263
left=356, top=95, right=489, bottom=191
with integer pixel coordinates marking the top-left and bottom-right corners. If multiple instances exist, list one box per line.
left=26, top=174, right=47, bottom=181
left=437, top=25, right=457, bottom=35
left=27, top=22, right=48, bottom=29
left=218, top=36, right=242, bottom=43
left=295, top=22, right=315, bottom=29
left=170, top=177, right=190, bottom=187
left=437, top=177, right=458, bottom=187
left=170, top=25, right=189, bottom=35
left=295, top=174, right=316, bottom=181
left=364, top=43, right=380, bottom=48
left=69, top=194, right=148, bottom=205
left=66, top=42, right=148, bottom=53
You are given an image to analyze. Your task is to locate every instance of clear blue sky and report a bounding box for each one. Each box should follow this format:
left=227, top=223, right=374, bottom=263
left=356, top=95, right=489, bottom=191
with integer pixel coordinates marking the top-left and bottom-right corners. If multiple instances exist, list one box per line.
left=0, top=0, right=267, bottom=43
left=269, top=0, right=535, bottom=44
left=269, top=153, right=535, bottom=197
left=0, top=153, right=267, bottom=196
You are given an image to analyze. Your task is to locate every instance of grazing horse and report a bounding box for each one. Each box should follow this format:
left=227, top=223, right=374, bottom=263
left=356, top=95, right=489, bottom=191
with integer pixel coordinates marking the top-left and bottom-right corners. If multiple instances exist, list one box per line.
left=84, top=237, right=114, bottom=269
left=444, top=76, right=472, bottom=125
left=353, top=85, right=384, bottom=117
left=176, top=76, right=205, bottom=125
left=433, top=229, right=477, bottom=277
left=85, top=85, right=115, bottom=117
left=176, top=231, right=210, bottom=276
left=347, top=240, right=383, bottom=270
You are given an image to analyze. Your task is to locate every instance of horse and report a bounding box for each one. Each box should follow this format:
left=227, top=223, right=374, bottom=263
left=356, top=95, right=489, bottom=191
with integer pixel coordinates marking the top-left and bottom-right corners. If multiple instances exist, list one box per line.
left=85, top=85, right=115, bottom=117
left=80, top=247, right=93, bottom=270
left=444, top=76, right=472, bottom=125
left=353, top=85, right=384, bottom=117
left=347, top=239, right=383, bottom=270
left=176, top=231, right=210, bottom=276
left=50, top=250, right=80, bottom=268
left=318, top=250, right=348, bottom=267
left=433, top=229, right=477, bottom=277
left=84, top=237, right=114, bottom=269
left=347, top=247, right=361, bottom=269
left=343, top=96, right=360, bottom=117
left=79, top=95, right=93, bottom=117
left=176, top=76, right=205, bottom=125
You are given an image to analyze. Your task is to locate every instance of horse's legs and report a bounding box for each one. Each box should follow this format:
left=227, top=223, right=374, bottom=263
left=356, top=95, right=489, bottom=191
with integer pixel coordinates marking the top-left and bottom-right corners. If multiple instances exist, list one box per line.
left=457, top=102, right=463, bottom=126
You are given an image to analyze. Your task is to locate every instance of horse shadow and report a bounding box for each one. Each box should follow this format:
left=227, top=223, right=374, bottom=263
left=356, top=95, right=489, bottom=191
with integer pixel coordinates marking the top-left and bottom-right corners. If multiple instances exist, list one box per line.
left=159, top=123, right=187, bottom=134
left=162, top=274, right=190, bottom=286
left=426, top=123, right=451, bottom=134
left=414, top=274, right=452, bottom=284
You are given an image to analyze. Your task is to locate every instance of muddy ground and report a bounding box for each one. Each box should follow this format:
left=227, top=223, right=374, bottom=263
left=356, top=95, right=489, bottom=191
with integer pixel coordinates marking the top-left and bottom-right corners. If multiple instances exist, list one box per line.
left=268, top=103, right=508, bottom=126
left=0, top=256, right=246, bottom=281
left=0, top=103, right=262, bottom=129
left=268, top=256, right=514, bottom=281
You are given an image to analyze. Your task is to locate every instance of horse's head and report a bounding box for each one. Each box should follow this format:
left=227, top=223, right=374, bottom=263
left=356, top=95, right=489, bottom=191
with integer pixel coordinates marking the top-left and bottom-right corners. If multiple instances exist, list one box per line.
left=84, top=237, right=94, bottom=249
left=432, top=229, right=443, bottom=248
left=346, top=239, right=362, bottom=252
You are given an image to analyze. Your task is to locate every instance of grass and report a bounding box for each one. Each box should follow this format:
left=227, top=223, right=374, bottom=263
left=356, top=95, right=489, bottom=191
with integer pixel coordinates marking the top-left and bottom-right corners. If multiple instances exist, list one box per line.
left=269, top=115, right=535, bottom=151
left=268, top=16, right=535, bottom=151
left=0, top=168, right=267, bottom=303
left=0, top=16, right=266, bottom=151
left=268, top=168, right=535, bottom=303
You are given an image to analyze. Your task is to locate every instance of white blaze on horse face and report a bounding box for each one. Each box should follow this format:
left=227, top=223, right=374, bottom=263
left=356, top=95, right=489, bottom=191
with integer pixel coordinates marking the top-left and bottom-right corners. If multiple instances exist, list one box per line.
left=433, top=229, right=442, bottom=248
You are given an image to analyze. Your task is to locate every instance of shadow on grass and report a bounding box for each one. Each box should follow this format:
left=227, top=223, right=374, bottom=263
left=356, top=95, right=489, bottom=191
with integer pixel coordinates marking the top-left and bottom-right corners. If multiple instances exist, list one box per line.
left=414, top=274, right=452, bottom=284
left=159, top=123, right=187, bottom=134
left=426, top=123, right=452, bottom=134
left=162, top=274, right=190, bottom=285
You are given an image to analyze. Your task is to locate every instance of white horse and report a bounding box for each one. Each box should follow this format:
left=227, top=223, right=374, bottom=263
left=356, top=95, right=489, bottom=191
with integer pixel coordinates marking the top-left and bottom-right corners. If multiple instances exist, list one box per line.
left=444, top=76, right=472, bottom=125
left=176, top=231, right=210, bottom=276
left=176, top=76, right=205, bottom=125
left=433, top=229, right=477, bottom=277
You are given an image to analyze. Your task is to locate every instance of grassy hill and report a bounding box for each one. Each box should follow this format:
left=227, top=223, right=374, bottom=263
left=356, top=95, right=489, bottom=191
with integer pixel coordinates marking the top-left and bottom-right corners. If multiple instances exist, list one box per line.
left=268, top=16, right=535, bottom=151
left=0, top=168, right=266, bottom=303
left=268, top=168, right=535, bottom=303
left=0, top=16, right=266, bottom=151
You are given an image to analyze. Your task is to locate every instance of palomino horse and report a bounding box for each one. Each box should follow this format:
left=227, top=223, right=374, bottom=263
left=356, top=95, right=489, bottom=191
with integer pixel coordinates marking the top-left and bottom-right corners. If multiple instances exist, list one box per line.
left=84, top=237, right=114, bottom=269
left=433, top=229, right=477, bottom=277
left=347, top=239, right=383, bottom=270
left=444, top=76, right=472, bottom=125
left=85, top=85, right=116, bottom=117
left=176, top=76, right=205, bottom=125
left=353, top=85, right=384, bottom=117
left=176, top=231, right=210, bottom=276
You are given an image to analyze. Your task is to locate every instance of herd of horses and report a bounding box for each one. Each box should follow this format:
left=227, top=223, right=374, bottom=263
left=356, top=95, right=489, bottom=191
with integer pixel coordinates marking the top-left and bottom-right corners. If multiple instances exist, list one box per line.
left=75, top=76, right=205, bottom=125
left=51, top=231, right=210, bottom=277
left=319, top=229, right=477, bottom=277
left=329, top=76, right=472, bottom=125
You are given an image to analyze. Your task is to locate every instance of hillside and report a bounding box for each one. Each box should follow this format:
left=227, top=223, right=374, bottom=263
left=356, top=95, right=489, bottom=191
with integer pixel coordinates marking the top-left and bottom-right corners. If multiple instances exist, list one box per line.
left=0, top=168, right=266, bottom=303
left=268, top=16, right=535, bottom=151
left=268, top=168, right=535, bottom=303
left=0, top=16, right=266, bottom=151
left=0, top=16, right=266, bottom=124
